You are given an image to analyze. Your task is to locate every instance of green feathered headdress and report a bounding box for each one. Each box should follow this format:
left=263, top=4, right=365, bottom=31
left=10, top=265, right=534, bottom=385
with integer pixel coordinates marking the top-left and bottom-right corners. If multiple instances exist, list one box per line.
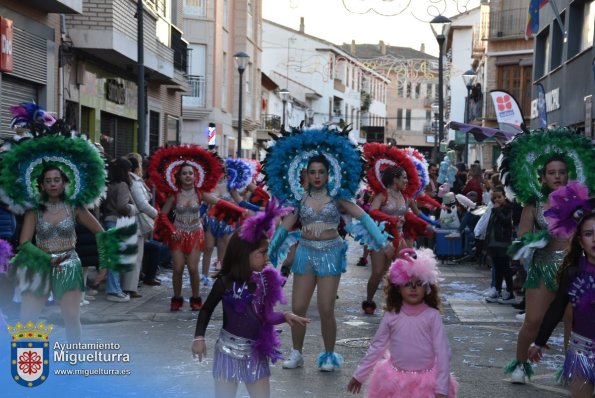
left=0, top=134, right=106, bottom=214
left=498, top=128, right=595, bottom=204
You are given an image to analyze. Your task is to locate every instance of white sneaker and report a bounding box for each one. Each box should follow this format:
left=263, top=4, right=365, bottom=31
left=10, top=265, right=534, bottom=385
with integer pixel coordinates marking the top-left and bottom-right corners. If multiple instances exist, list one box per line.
left=482, top=286, right=496, bottom=297
left=510, top=365, right=526, bottom=384
left=80, top=298, right=90, bottom=306
left=485, top=291, right=500, bottom=303
left=282, top=349, right=304, bottom=369
left=320, top=357, right=335, bottom=372
left=497, top=292, right=516, bottom=304
left=106, top=292, right=130, bottom=303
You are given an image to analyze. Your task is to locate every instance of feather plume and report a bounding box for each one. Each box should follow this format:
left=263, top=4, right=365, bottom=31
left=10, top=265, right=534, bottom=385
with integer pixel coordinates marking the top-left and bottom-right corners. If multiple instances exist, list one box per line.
left=0, top=239, right=14, bottom=274
left=238, top=197, right=293, bottom=243
left=388, top=248, right=439, bottom=286
left=544, top=181, right=595, bottom=239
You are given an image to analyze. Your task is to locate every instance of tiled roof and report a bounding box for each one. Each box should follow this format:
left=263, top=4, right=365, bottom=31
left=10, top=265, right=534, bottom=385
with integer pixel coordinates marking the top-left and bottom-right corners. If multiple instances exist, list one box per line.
left=339, top=43, right=437, bottom=61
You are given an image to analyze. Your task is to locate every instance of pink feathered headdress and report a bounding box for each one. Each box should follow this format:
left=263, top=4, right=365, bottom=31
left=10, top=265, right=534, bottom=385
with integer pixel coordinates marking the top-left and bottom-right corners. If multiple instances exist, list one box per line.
left=388, top=248, right=439, bottom=286
left=544, top=180, right=595, bottom=239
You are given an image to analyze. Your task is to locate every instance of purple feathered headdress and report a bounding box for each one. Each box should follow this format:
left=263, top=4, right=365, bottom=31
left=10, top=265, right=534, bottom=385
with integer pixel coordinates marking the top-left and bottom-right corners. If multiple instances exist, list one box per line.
left=544, top=180, right=595, bottom=239
left=238, top=197, right=293, bottom=243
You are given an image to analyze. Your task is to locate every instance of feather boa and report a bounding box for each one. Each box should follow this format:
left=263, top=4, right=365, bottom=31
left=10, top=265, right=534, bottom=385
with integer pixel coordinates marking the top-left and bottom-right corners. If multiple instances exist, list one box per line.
left=544, top=181, right=595, bottom=239
left=147, top=145, right=223, bottom=195
left=363, top=143, right=420, bottom=199
left=507, top=230, right=551, bottom=263
left=250, top=266, right=287, bottom=362
left=499, top=128, right=595, bottom=204
left=239, top=197, right=292, bottom=243
left=96, top=217, right=138, bottom=272
left=0, top=239, right=14, bottom=274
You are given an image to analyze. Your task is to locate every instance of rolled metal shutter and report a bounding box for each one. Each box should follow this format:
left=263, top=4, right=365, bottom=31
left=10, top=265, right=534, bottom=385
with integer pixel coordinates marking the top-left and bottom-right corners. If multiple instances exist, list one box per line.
left=0, top=75, right=38, bottom=138
left=100, top=112, right=134, bottom=159
left=9, top=26, right=47, bottom=84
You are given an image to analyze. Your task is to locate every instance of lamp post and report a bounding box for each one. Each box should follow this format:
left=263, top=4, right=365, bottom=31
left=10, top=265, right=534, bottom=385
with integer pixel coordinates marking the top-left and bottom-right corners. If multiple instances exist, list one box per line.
left=430, top=15, right=452, bottom=158
left=462, top=69, right=477, bottom=164
left=279, top=88, right=290, bottom=131
left=431, top=102, right=439, bottom=161
left=234, top=51, right=250, bottom=158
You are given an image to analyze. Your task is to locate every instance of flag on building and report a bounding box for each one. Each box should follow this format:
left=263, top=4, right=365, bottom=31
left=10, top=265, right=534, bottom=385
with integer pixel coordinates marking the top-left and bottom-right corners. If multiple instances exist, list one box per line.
left=526, top=0, right=549, bottom=38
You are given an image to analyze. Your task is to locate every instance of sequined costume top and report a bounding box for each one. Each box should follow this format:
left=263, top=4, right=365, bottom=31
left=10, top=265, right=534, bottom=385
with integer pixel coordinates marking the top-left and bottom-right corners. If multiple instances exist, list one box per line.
left=36, top=207, right=77, bottom=253
left=174, top=201, right=202, bottom=232
left=535, top=203, right=549, bottom=231
left=381, top=190, right=407, bottom=231
left=194, top=277, right=285, bottom=341
left=535, top=257, right=595, bottom=345
left=299, top=199, right=340, bottom=238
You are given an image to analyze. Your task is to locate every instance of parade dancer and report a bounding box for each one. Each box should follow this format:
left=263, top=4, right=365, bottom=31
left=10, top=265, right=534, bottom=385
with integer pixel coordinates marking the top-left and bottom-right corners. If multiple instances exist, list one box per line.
left=528, top=183, right=595, bottom=398
left=2, top=103, right=137, bottom=342
left=362, top=143, right=437, bottom=314
left=347, top=248, right=458, bottom=398
left=501, top=128, right=595, bottom=383
left=192, top=199, right=309, bottom=398
left=201, top=158, right=261, bottom=285
left=148, top=146, right=245, bottom=312
left=264, top=126, right=389, bottom=371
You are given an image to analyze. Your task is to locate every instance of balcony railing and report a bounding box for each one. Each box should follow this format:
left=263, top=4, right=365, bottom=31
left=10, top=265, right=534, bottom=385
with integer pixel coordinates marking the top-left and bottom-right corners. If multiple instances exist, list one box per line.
left=182, top=75, right=206, bottom=107
left=260, top=114, right=281, bottom=131
left=489, top=7, right=527, bottom=39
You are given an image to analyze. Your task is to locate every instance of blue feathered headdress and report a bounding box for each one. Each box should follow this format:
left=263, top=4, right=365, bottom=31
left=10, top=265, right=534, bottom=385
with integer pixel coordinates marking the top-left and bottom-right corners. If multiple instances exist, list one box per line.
left=225, top=158, right=254, bottom=191
left=262, top=125, right=363, bottom=204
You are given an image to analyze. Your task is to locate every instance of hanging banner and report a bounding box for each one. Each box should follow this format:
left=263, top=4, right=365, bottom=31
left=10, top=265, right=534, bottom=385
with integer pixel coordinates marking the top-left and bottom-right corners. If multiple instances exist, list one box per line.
left=0, top=17, right=13, bottom=73
left=489, top=90, right=524, bottom=134
left=535, top=83, right=547, bottom=128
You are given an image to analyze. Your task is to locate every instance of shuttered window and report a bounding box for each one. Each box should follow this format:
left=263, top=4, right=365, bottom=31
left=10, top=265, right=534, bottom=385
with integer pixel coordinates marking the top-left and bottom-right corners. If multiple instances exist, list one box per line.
left=0, top=75, right=38, bottom=138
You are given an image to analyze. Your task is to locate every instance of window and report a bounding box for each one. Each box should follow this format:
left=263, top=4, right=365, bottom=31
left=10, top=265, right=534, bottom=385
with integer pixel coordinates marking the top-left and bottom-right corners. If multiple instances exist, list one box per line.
left=167, top=116, right=180, bottom=146
left=222, top=52, right=227, bottom=109
left=397, top=83, right=404, bottom=97
left=184, top=0, right=206, bottom=17
left=426, top=83, right=433, bottom=98
left=396, top=109, right=402, bottom=129
left=247, top=0, right=253, bottom=38
left=551, top=11, right=565, bottom=69
left=414, top=83, right=421, bottom=99
left=535, top=27, right=550, bottom=77
left=497, top=64, right=532, bottom=116
left=405, top=109, right=411, bottom=130
left=580, top=1, right=594, bottom=51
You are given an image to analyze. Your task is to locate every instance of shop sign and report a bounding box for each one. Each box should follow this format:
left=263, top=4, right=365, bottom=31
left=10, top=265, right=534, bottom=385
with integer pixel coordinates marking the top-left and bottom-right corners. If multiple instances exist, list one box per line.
left=0, top=17, right=13, bottom=73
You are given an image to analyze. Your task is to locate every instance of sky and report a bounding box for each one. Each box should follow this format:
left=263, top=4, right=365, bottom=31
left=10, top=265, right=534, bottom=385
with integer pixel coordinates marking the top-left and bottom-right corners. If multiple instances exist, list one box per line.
left=262, top=0, right=481, bottom=56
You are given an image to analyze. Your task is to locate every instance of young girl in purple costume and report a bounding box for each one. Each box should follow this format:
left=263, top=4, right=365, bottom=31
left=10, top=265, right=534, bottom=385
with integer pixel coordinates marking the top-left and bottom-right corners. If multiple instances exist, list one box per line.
left=191, top=199, right=309, bottom=398
left=528, top=185, right=595, bottom=398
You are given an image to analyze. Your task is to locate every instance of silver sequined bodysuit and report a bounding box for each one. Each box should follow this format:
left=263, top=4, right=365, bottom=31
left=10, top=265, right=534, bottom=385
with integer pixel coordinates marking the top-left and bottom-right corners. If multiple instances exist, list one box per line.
left=175, top=202, right=202, bottom=232
left=381, top=190, right=407, bottom=232
left=299, top=199, right=340, bottom=238
left=36, top=207, right=77, bottom=253
left=535, top=203, right=548, bottom=230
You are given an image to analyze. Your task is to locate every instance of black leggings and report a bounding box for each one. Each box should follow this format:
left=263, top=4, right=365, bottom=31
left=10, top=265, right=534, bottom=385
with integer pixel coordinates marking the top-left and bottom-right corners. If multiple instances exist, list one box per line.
left=491, top=255, right=513, bottom=294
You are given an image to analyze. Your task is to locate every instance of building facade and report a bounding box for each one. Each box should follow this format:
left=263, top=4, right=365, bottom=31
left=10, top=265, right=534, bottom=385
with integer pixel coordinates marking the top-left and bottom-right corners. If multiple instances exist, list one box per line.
left=261, top=19, right=388, bottom=147
left=0, top=1, right=81, bottom=138
left=530, top=0, right=594, bottom=136
left=181, top=0, right=262, bottom=159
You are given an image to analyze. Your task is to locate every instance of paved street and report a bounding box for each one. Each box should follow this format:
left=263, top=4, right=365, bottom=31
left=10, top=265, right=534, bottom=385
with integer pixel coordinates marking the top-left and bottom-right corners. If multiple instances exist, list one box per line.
left=1, top=240, right=569, bottom=397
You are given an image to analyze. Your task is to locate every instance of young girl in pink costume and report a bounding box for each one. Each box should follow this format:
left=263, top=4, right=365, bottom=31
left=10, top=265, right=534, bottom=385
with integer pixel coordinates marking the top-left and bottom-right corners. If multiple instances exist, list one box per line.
left=347, top=248, right=458, bottom=398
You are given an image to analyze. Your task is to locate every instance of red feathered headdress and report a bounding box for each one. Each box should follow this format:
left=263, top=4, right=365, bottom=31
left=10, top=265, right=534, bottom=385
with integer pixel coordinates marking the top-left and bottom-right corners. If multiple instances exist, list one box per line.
left=148, top=145, right=223, bottom=194
left=363, top=143, right=420, bottom=199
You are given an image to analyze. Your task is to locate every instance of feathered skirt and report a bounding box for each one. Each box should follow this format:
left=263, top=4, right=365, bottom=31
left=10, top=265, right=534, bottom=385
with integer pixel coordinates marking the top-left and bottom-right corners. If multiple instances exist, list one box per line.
left=291, top=237, right=347, bottom=277
left=366, top=359, right=458, bottom=398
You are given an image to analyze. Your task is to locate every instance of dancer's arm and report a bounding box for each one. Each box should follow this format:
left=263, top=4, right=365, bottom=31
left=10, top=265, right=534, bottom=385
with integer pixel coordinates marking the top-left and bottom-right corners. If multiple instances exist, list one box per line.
left=18, top=210, right=36, bottom=244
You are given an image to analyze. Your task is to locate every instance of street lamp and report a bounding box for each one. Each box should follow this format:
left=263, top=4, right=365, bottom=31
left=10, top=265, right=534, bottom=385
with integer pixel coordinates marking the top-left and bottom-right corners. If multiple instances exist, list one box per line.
left=431, top=102, right=439, bottom=161
left=279, top=88, right=290, bottom=131
left=462, top=68, right=477, bottom=164
left=234, top=51, right=250, bottom=158
left=306, top=108, right=314, bottom=126
left=430, top=15, right=452, bottom=158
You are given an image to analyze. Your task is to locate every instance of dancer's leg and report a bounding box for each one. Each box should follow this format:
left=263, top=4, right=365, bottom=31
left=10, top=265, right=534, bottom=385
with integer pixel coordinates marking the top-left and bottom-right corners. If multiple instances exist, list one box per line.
left=316, top=275, right=341, bottom=353
left=290, top=273, right=317, bottom=351
left=59, top=290, right=82, bottom=342
left=515, top=282, right=556, bottom=361
left=172, top=250, right=186, bottom=297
